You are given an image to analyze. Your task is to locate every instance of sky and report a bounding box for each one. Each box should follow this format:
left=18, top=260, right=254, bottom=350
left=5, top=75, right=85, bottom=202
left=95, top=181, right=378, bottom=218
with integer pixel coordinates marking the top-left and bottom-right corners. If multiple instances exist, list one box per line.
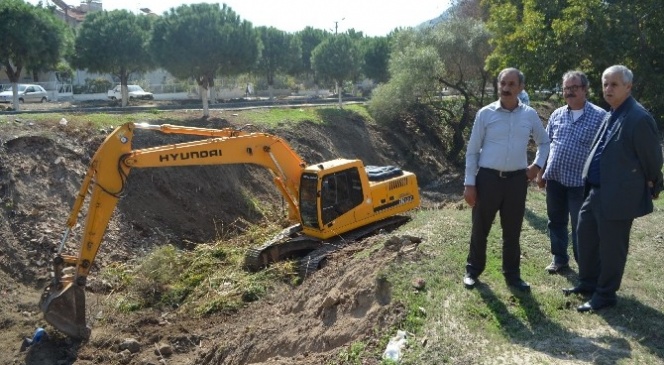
left=31, top=0, right=451, bottom=37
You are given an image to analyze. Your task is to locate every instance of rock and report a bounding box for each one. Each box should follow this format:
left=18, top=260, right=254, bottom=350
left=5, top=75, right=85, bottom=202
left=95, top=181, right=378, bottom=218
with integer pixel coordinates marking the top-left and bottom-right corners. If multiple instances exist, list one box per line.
left=154, top=343, right=173, bottom=357
left=119, top=338, right=141, bottom=353
left=384, top=236, right=403, bottom=251
left=117, top=349, right=132, bottom=364
left=411, top=277, right=426, bottom=291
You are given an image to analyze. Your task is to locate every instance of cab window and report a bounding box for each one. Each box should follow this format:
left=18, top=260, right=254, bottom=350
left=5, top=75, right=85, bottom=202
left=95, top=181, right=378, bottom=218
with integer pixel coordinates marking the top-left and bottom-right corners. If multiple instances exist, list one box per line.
left=321, top=168, right=364, bottom=225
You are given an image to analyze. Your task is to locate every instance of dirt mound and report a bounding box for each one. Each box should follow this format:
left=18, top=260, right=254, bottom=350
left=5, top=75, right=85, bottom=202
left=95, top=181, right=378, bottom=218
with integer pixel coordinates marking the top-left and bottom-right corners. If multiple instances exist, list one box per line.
left=0, top=109, right=454, bottom=364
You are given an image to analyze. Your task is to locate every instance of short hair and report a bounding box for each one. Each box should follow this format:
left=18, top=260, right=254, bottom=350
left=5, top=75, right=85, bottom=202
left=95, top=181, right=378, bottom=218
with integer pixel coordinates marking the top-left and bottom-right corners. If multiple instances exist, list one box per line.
left=602, top=65, right=633, bottom=84
left=562, top=71, right=589, bottom=87
left=498, top=68, right=525, bottom=85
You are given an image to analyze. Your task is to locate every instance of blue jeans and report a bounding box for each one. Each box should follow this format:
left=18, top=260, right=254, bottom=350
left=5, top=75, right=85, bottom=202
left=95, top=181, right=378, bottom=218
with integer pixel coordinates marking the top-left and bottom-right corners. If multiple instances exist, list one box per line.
left=546, top=179, right=585, bottom=266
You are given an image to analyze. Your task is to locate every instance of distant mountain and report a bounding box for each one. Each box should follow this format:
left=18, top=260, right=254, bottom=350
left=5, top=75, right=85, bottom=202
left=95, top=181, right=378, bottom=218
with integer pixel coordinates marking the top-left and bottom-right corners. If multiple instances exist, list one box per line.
left=415, top=7, right=453, bottom=31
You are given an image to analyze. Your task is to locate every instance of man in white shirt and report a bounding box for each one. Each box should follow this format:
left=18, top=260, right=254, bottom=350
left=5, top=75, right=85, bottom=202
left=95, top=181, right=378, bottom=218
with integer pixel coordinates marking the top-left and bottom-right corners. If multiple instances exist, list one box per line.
left=463, top=67, right=550, bottom=291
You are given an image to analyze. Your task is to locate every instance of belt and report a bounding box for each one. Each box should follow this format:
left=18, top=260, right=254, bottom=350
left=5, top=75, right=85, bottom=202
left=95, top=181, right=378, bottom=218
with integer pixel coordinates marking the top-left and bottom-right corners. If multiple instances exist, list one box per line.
left=480, top=167, right=526, bottom=179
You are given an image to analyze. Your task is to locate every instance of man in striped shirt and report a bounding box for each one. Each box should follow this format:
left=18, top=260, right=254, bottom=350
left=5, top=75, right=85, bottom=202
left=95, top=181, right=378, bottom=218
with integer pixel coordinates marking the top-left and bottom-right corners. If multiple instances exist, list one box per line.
left=536, top=71, right=606, bottom=273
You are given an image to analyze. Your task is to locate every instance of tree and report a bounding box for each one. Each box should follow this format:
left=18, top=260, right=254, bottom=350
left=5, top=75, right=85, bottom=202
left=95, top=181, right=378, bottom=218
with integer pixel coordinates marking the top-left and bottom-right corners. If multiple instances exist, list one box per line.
left=369, top=19, right=492, bottom=163
left=151, top=3, right=259, bottom=117
left=484, top=0, right=577, bottom=93
left=431, top=19, right=492, bottom=160
left=256, top=26, right=301, bottom=100
left=311, top=34, right=362, bottom=107
left=484, top=0, right=664, bottom=125
left=294, top=27, right=330, bottom=87
left=27, top=9, right=74, bottom=83
left=361, top=36, right=391, bottom=84
left=73, top=10, right=154, bottom=107
left=0, top=0, right=71, bottom=110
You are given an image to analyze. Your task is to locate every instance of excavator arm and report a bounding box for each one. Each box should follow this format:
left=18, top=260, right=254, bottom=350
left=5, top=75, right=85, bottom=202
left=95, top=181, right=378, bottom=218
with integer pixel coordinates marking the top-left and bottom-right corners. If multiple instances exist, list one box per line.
left=40, top=122, right=306, bottom=339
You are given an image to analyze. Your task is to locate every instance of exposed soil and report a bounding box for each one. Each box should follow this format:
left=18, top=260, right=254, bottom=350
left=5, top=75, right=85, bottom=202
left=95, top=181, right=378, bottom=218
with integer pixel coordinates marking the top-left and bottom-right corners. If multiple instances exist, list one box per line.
left=0, top=102, right=460, bottom=364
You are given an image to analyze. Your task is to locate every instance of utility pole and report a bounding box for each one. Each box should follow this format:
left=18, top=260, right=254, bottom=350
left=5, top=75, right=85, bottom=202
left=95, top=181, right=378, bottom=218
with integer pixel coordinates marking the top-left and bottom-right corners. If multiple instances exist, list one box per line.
left=334, top=18, right=345, bottom=35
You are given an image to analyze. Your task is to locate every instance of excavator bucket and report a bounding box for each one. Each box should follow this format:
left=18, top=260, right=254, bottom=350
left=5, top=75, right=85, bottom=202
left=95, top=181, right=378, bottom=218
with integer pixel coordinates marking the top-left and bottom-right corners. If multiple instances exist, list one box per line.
left=39, top=281, right=90, bottom=340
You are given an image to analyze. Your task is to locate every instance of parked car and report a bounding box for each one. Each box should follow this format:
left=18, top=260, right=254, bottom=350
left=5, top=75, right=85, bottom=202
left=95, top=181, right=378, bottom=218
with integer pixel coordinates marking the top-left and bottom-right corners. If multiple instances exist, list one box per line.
left=107, top=85, right=154, bottom=100
left=0, top=84, right=49, bottom=103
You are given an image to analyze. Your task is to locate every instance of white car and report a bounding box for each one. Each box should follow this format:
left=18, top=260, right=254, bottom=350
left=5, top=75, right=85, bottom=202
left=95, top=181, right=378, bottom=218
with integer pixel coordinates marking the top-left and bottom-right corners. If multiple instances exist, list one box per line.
left=0, top=84, right=49, bottom=103
left=107, top=85, right=154, bottom=100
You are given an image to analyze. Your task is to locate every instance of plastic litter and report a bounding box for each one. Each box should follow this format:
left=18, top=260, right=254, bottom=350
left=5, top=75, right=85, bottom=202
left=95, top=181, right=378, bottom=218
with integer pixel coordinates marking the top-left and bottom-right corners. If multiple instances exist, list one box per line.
left=382, top=330, right=407, bottom=362
left=20, top=327, right=47, bottom=352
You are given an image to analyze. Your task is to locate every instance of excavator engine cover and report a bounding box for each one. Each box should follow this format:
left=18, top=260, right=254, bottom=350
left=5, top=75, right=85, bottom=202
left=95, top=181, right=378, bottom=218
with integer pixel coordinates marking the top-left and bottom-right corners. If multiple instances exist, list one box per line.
left=40, top=281, right=90, bottom=340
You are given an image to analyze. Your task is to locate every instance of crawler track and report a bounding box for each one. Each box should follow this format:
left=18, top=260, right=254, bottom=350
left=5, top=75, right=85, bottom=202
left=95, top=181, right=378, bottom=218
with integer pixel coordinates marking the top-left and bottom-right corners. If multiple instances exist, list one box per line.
left=244, top=216, right=411, bottom=276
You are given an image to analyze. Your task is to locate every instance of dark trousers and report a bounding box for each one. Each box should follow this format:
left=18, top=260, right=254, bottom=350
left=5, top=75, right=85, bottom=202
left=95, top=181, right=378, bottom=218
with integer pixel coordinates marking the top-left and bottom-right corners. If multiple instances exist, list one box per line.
left=546, top=179, right=585, bottom=265
left=577, top=187, right=632, bottom=304
left=466, top=168, right=528, bottom=280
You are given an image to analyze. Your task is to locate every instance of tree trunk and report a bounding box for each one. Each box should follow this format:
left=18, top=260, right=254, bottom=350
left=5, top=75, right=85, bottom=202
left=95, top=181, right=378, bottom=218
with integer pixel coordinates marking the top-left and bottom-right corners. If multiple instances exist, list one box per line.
left=200, top=84, right=210, bottom=117
left=449, top=99, right=471, bottom=165
left=4, top=62, right=22, bottom=111
left=10, top=82, right=20, bottom=111
left=209, top=76, right=217, bottom=103
left=120, top=72, right=129, bottom=108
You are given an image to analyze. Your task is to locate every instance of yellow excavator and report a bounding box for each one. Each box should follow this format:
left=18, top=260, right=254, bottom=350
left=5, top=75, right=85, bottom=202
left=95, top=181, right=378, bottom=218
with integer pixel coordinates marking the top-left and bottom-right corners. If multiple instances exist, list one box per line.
left=39, top=122, right=420, bottom=339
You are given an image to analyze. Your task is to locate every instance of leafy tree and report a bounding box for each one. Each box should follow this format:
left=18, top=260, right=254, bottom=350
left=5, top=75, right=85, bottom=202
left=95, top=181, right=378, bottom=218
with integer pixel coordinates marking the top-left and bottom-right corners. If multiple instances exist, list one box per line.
left=369, top=18, right=492, bottom=163
left=151, top=3, right=259, bottom=116
left=432, top=19, right=492, bottom=159
left=311, top=34, right=362, bottom=107
left=255, top=26, right=301, bottom=99
left=361, top=36, right=391, bottom=84
left=369, top=30, right=441, bottom=119
left=0, top=0, right=70, bottom=110
left=484, top=0, right=576, bottom=94
left=27, top=9, right=74, bottom=83
left=73, top=9, right=154, bottom=107
left=294, top=27, right=329, bottom=85
left=484, top=0, right=664, bottom=125
left=562, top=0, right=664, bottom=123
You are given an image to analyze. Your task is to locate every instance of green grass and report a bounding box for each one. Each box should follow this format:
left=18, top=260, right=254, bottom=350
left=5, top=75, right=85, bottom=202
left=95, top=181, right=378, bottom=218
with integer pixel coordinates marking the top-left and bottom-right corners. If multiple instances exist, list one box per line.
left=0, top=103, right=373, bottom=130
left=99, top=223, right=297, bottom=315
left=226, top=103, right=372, bottom=128
left=379, top=187, right=664, bottom=364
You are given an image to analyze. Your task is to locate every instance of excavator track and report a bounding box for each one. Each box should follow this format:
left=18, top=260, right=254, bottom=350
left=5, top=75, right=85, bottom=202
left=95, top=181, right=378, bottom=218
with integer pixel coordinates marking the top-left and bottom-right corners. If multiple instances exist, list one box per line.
left=244, top=224, right=323, bottom=271
left=298, top=215, right=411, bottom=277
left=245, top=215, right=411, bottom=276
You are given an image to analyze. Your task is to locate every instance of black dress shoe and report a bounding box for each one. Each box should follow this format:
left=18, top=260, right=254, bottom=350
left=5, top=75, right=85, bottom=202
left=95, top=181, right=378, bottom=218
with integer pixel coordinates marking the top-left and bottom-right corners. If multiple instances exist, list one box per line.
left=463, top=273, right=477, bottom=289
left=506, top=278, right=530, bottom=292
left=577, top=300, right=616, bottom=313
left=562, top=287, right=593, bottom=296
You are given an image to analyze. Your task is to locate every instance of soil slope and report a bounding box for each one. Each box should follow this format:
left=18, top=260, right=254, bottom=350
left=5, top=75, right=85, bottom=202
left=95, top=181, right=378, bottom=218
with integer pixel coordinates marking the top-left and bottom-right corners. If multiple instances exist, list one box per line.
left=0, top=105, right=457, bottom=364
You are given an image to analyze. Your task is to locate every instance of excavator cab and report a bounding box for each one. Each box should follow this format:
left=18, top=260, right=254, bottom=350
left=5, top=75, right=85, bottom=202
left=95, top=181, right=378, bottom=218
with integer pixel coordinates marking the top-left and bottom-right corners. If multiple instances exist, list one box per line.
left=297, top=161, right=418, bottom=240
left=299, top=166, right=366, bottom=230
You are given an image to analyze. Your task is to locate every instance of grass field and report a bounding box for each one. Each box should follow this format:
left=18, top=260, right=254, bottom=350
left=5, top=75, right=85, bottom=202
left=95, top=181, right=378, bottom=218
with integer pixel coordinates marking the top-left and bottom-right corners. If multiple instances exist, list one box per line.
left=382, top=187, right=664, bottom=364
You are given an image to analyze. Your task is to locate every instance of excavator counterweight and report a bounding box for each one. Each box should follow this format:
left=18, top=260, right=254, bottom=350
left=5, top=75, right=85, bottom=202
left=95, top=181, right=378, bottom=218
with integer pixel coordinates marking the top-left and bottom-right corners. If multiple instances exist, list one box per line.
left=40, top=122, right=420, bottom=339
